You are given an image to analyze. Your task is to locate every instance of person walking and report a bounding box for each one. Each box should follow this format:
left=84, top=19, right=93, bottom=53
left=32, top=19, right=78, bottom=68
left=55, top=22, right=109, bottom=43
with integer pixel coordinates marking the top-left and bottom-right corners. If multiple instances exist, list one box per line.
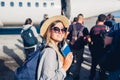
left=102, top=22, right=120, bottom=80
left=37, top=15, right=73, bottom=80
left=67, top=17, right=78, bottom=42
left=39, top=14, right=49, bottom=29
left=89, top=14, right=107, bottom=80
left=66, top=13, right=90, bottom=80
left=21, top=18, right=39, bottom=59
left=104, top=13, right=116, bottom=31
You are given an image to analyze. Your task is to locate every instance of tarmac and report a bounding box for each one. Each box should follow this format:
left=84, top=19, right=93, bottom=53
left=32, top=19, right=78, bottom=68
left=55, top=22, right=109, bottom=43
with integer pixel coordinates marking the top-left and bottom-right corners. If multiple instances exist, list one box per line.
left=0, top=35, right=25, bottom=80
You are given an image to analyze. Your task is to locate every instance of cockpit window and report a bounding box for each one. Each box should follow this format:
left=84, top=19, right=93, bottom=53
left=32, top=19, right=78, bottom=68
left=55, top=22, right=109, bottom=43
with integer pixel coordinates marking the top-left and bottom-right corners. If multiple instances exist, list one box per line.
left=10, top=2, right=14, bottom=7
left=43, top=2, right=47, bottom=7
left=27, top=2, right=31, bottom=7
left=1, top=1, right=5, bottom=7
left=19, top=2, right=22, bottom=7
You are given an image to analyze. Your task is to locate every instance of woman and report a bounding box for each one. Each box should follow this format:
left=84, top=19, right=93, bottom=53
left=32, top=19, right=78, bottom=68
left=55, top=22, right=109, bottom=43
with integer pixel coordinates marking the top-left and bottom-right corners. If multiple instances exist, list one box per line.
left=21, top=18, right=38, bottom=59
left=37, top=15, right=73, bottom=80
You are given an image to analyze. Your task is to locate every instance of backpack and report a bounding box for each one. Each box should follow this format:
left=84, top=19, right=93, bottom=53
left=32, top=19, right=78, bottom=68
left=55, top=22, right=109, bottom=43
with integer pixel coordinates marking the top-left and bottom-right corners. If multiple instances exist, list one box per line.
left=14, top=37, right=46, bottom=80
left=99, top=30, right=120, bottom=71
left=21, top=26, right=38, bottom=47
left=70, top=24, right=85, bottom=45
left=110, top=23, right=120, bottom=33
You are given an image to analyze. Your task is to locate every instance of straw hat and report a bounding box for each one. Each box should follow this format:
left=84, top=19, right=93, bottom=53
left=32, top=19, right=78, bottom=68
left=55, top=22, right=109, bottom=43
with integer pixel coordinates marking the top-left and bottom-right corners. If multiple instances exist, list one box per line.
left=40, top=15, right=69, bottom=36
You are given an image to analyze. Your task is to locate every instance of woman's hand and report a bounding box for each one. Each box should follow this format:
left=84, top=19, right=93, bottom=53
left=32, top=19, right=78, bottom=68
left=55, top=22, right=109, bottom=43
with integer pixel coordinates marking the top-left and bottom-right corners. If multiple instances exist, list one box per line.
left=62, top=52, right=73, bottom=71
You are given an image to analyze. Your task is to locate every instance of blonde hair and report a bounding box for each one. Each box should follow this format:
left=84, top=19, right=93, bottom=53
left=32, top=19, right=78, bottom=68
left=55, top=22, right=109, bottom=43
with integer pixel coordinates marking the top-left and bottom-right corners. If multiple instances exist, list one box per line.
left=43, top=20, right=67, bottom=44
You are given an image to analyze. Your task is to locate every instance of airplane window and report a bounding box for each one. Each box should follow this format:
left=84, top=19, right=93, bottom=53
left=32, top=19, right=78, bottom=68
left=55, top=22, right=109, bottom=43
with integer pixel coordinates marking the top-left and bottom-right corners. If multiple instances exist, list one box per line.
left=1, top=1, right=5, bottom=7
left=27, top=2, right=31, bottom=7
left=10, top=2, right=14, bottom=7
left=43, top=2, right=47, bottom=7
left=19, top=2, right=22, bottom=7
left=35, top=2, right=39, bottom=7
left=51, top=2, right=54, bottom=6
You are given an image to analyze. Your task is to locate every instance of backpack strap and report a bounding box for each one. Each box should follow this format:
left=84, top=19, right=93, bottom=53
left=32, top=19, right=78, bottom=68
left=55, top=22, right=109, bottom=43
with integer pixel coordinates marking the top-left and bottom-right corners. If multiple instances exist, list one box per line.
left=77, top=26, right=84, bottom=38
left=22, top=26, right=32, bottom=33
left=27, top=26, right=32, bottom=30
left=72, top=24, right=77, bottom=37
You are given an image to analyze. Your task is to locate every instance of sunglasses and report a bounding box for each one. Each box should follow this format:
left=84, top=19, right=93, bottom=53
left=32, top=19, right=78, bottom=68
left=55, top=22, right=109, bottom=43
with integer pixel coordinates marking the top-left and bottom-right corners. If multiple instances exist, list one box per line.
left=51, top=27, right=67, bottom=33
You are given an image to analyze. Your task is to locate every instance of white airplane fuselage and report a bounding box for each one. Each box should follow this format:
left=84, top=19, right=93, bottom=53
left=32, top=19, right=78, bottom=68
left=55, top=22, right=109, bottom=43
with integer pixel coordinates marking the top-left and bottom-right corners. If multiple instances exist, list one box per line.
left=0, top=0, right=120, bottom=27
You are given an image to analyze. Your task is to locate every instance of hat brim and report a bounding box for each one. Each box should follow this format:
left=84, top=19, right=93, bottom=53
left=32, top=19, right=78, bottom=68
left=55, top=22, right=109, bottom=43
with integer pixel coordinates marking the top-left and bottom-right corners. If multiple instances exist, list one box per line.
left=40, top=15, right=69, bottom=36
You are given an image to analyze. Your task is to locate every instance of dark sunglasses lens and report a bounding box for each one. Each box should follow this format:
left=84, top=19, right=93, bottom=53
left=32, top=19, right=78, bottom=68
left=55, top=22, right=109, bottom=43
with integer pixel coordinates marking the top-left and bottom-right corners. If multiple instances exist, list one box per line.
left=61, top=28, right=67, bottom=32
left=52, top=27, right=67, bottom=33
left=53, top=27, right=60, bottom=32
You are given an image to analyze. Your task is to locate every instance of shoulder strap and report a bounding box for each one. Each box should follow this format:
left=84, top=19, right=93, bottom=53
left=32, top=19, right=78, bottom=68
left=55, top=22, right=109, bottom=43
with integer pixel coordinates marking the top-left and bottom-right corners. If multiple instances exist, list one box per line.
left=22, top=26, right=32, bottom=32
left=80, top=26, right=85, bottom=32
left=72, top=24, right=78, bottom=37
left=77, top=26, right=85, bottom=37
left=28, top=26, right=32, bottom=30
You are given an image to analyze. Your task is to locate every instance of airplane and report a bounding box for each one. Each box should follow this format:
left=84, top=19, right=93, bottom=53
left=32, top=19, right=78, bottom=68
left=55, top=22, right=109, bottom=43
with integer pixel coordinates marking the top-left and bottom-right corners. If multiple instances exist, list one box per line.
left=0, top=0, right=120, bottom=27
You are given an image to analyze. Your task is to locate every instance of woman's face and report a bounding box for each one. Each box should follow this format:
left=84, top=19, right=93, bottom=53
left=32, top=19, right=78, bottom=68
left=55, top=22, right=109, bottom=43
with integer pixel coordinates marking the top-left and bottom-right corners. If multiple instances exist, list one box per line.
left=50, top=22, right=66, bottom=43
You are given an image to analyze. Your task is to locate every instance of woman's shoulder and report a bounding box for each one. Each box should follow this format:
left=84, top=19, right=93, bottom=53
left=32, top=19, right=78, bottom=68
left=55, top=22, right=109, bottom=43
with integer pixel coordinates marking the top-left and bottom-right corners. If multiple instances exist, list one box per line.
left=43, top=47, right=56, bottom=55
left=41, top=47, right=58, bottom=60
left=44, top=47, right=55, bottom=51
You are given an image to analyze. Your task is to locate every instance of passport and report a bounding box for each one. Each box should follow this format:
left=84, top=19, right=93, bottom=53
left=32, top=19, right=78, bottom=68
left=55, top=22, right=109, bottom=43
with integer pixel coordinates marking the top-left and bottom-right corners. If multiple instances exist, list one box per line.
left=61, top=42, right=71, bottom=57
